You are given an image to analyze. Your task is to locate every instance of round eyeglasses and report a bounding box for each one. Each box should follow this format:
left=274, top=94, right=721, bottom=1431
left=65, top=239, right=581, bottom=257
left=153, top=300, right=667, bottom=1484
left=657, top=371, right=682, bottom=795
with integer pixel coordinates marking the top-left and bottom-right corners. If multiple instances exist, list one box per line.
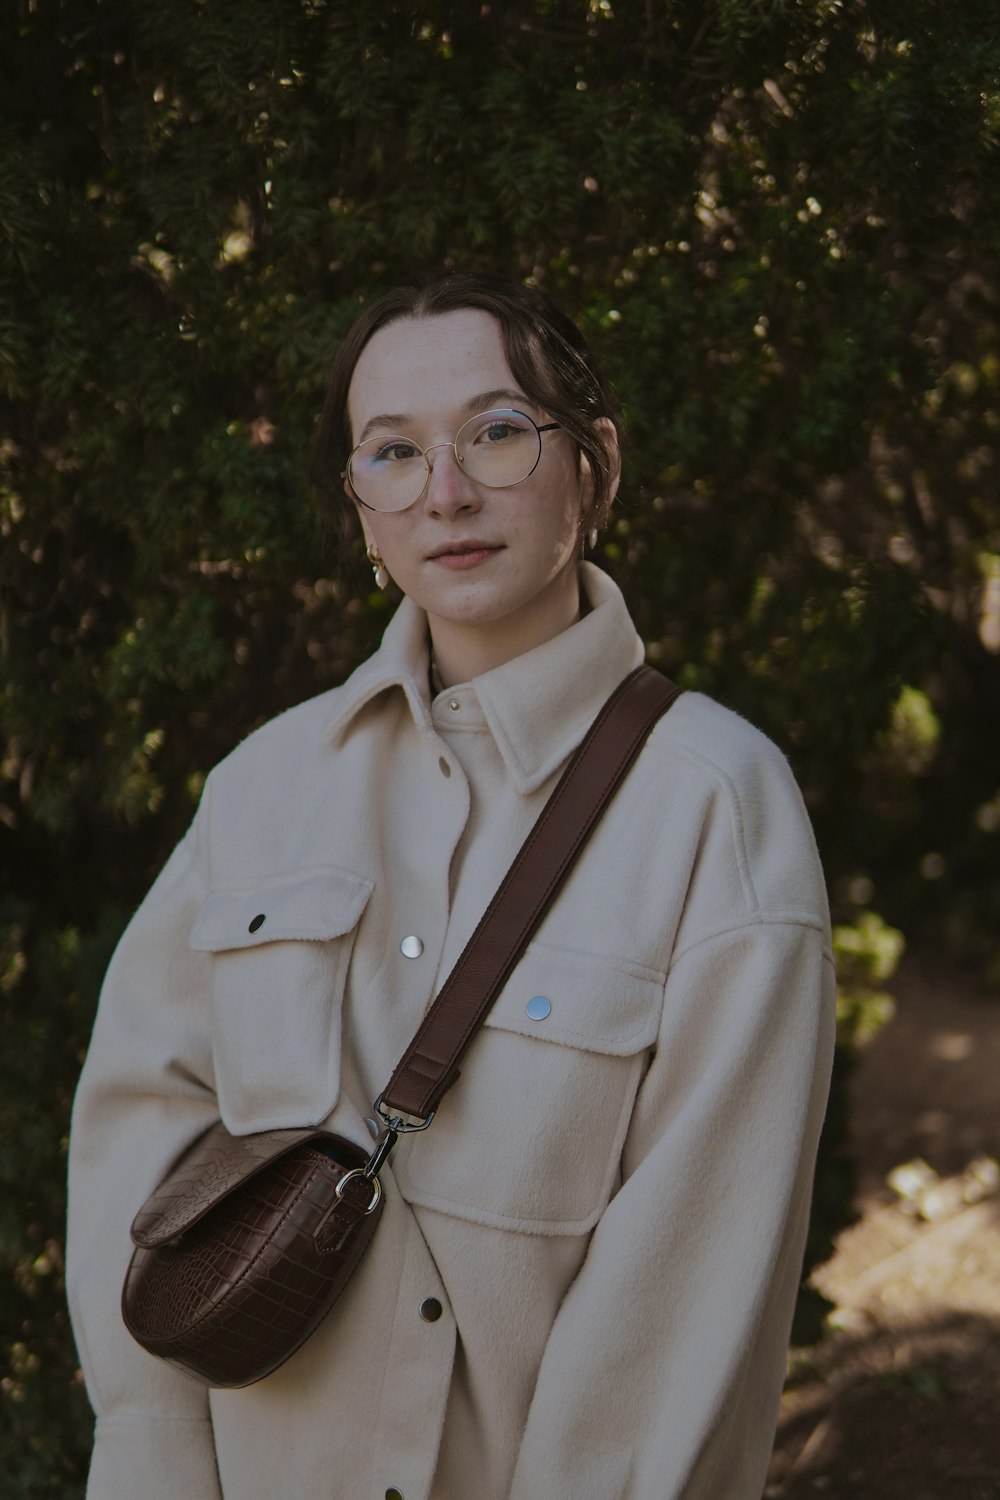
left=344, top=408, right=561, bottom=513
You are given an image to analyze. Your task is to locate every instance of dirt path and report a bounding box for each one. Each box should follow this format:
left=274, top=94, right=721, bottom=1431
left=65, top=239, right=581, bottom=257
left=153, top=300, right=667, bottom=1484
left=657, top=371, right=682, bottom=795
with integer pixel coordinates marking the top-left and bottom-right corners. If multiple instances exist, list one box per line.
left=766, top=957, right=1000, bottom=1500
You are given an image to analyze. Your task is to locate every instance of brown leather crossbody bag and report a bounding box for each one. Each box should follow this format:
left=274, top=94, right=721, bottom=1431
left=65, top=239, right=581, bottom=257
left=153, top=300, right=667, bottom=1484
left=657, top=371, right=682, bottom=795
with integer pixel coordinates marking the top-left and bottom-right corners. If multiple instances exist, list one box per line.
left=121, top=666, right=681, bottom=1388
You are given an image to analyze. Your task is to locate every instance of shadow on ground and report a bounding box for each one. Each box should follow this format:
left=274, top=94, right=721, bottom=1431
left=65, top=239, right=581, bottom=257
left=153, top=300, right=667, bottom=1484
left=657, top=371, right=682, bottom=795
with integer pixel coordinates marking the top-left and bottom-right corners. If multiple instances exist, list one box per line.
left=769, top=957, right=1000, bottom=1499
left=769, top=1311, right=1000, bottom=1500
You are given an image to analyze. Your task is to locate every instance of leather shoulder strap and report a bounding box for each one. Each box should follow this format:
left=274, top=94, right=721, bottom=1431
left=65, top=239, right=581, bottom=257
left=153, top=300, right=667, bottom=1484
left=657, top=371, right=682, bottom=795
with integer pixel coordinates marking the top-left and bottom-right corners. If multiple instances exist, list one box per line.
left=379, top=665, right=682, bottom=1122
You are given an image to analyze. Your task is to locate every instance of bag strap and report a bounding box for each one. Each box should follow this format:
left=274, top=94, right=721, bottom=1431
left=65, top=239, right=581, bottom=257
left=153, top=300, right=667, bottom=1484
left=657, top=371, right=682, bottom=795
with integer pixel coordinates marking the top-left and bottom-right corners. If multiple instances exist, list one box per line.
left=377, top=664, right=682, bottom=1127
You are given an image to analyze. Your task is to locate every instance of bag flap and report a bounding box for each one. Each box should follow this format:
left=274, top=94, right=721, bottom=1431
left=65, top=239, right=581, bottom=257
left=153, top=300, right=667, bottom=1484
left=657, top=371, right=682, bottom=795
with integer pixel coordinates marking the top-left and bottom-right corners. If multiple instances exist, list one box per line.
left=129, top=1123, right=329, bottom=1248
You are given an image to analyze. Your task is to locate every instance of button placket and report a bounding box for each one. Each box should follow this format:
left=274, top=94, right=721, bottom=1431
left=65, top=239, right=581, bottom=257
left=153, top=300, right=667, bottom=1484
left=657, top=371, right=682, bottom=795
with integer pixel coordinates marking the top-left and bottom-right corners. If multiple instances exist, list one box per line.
left=370, top=1213, right=455, bottom=1500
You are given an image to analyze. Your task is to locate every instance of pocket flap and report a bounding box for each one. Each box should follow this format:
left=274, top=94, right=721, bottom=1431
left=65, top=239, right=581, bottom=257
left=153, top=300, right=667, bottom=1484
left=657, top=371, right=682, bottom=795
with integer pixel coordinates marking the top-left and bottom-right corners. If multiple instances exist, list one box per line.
left=484, top=942, right=664, bottom=1056
left=189, top=867, right=373, bottom=952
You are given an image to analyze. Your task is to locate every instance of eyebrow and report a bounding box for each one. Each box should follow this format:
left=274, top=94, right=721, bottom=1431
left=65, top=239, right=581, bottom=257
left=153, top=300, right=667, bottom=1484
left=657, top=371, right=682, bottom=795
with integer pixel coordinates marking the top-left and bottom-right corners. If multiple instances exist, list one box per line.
left=356, top=388, right=537, bottom=445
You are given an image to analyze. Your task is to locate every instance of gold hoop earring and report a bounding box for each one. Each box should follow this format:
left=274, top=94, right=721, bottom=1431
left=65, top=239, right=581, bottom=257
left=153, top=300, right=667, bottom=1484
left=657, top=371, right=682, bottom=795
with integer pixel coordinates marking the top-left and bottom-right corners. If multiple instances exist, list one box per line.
left=366, top=543, right=389, bottom=590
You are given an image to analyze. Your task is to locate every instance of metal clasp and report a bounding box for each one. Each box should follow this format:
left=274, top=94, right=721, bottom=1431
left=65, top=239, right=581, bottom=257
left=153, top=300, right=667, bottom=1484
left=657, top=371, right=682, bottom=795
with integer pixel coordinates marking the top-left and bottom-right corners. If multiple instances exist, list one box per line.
left=341, top=1096, right=436, bottom=1215
left=361, top=1126, right=398, bottom=1181
left=373, top=1093, right=436, bottom=1135
left=334, top=1168, right=382, bottom=1215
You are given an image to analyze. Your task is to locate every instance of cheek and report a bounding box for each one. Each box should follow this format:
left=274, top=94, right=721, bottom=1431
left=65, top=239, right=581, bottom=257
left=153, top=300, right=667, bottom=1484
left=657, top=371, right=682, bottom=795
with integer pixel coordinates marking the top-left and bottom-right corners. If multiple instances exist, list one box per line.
left=543, top=465, right=589, bottom=541
left=367, top=517, right=420, bottom=580
left=555, top=448, right=589, bottom=513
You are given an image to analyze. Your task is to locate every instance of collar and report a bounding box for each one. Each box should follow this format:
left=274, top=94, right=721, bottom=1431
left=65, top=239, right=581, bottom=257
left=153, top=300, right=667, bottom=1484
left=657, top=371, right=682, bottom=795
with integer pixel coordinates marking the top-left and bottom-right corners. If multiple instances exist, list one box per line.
left=322, top=563, right=645, bottom=794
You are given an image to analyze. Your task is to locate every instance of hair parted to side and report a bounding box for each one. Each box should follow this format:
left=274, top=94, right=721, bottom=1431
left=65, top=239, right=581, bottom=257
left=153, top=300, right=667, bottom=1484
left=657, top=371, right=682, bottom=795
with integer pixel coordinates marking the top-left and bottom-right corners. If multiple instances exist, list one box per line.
left=311, top=270, right=621, bottom=548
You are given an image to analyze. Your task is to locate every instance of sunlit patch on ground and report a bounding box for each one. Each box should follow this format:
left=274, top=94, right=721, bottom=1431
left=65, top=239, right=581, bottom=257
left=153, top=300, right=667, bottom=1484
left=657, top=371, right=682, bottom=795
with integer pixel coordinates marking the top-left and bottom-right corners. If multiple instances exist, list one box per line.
left=767, top=961, right=1000, bottom=1500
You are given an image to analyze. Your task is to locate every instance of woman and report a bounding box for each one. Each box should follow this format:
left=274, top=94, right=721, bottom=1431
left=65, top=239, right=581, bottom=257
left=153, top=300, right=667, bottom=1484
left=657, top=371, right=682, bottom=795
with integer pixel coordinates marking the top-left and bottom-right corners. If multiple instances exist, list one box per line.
left=67, top=271, right=835, bottom=1500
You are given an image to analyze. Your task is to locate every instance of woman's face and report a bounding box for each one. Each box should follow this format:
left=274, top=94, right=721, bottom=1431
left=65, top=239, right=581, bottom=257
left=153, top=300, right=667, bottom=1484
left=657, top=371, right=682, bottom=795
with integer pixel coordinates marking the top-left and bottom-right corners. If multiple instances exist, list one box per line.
left=345, top=308, right=614, bottom=681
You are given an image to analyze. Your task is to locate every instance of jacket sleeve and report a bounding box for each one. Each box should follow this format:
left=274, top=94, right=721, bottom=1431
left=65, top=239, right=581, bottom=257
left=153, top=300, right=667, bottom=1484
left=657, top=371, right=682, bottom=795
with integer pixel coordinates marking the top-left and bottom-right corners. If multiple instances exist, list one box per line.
left=66, top=810, right=223, bottom=1500
left=508, top=912, right=836, bottom=1500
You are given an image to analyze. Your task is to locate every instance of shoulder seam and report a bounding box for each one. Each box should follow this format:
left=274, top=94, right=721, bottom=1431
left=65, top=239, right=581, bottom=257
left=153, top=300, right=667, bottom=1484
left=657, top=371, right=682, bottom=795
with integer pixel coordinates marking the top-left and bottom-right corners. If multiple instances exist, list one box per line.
left=645, top=734, right=762, bottom=914
left=668, top=909, right=832, bottom=970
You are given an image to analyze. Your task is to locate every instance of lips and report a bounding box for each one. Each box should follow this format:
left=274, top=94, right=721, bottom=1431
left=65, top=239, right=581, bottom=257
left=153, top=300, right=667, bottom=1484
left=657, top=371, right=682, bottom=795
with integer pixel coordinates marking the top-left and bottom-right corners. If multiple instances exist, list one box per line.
left=427, top=539, right=502, bottom=559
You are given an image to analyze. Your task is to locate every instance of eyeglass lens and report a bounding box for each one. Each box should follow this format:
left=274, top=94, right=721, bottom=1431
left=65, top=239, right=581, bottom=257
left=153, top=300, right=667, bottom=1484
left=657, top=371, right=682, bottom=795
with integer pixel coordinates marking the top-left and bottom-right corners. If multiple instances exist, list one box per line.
left=349, top=409, right=542, bottom=512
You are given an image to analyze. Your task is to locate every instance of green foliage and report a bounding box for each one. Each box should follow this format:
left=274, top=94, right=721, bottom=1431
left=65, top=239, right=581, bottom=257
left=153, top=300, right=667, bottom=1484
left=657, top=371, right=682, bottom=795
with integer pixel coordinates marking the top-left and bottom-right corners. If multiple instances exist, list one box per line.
left=2, top=0, right=999, bottom=1489
left=833, top=908, right=905, bottom=1048
left=0, top=910, right=116, bottom=1495
left=792, top=906, right=905, bottom=1345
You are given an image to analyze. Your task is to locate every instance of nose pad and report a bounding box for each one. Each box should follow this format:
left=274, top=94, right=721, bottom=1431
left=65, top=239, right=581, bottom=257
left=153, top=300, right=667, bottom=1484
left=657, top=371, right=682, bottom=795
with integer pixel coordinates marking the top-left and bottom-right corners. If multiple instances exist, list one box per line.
left=423, top=442, right=456, bottom=477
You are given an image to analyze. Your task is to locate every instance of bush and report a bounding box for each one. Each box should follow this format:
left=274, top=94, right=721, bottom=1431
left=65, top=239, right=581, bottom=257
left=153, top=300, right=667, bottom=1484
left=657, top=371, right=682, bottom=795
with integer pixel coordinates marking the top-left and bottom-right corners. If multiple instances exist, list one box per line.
left=2, top=1, right=998, bottom=1489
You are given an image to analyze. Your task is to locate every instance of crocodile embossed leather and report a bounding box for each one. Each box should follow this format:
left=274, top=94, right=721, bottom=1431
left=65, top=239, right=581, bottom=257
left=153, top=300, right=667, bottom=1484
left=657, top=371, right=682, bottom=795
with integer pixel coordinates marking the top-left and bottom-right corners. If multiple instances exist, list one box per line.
left=122, top=1126, right=381, bottom=1387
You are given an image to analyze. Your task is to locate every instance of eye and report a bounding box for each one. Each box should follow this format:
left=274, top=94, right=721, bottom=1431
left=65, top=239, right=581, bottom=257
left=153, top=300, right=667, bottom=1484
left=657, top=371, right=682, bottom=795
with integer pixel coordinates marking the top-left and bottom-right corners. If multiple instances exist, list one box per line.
left=467, top=412, right=533, bottom=446
left=370, top=438, right=421, bottom=465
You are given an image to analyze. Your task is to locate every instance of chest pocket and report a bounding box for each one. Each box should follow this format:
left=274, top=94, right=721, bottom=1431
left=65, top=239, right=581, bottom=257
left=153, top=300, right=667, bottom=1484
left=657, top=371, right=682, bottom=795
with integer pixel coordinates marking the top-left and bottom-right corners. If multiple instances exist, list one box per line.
left=392, top=942, right=665, bottom=1236
left=189, top=867, right=373, bottom=1133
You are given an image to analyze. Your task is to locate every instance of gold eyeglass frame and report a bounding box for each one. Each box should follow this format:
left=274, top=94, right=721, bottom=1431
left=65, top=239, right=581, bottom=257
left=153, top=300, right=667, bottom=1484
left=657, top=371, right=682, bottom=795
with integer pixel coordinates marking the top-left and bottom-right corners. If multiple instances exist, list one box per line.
left=343, top=408, right=561, bottom=513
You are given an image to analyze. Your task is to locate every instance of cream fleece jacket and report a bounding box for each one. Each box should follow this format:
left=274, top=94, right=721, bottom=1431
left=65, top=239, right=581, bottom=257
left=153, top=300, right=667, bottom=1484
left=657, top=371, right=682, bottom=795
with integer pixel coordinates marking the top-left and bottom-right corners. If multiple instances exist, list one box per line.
left=67, top=563, right=835, bottom=1500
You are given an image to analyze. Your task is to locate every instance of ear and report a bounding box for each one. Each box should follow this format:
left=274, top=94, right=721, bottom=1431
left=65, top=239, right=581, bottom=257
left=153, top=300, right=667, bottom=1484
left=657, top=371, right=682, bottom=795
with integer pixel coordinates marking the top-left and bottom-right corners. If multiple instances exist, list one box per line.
left=579, top=417, right=621, bottom=519
left=348, top=490, right=376, bottom=553
left=596, top=417, right=622, bottom=508
left=343, top=471, right=361, bottom=515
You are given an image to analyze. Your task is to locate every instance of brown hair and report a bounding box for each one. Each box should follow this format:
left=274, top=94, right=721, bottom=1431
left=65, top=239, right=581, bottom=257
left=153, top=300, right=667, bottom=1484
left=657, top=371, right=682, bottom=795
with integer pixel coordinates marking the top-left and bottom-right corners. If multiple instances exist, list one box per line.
left=311, top=270, right=621, bottom=546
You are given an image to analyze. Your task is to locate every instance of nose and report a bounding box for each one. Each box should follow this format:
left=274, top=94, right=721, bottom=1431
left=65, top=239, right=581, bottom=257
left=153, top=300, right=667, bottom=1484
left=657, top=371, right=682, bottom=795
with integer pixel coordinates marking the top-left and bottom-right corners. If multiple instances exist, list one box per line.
left=421, top=442, right=480, bottom=516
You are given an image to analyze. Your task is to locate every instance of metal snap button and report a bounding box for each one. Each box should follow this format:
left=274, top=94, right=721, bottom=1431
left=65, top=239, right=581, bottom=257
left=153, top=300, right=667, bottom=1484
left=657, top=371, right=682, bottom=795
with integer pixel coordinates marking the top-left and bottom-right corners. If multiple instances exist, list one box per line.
left=448, top=699, right=460, bottom=712
left=366, top=1117, right=380, bottom=1139
left=419, top=1297, right=443, bottom=1322
left=248, top=914, right=265, bottom=933
left=526, top=995, right=551, bottom=1021
left=386, top=1490, right=404, bottom=1500
left=400, top=935, right=424, bottom=959
left=438, top=756, right=451, bottom=777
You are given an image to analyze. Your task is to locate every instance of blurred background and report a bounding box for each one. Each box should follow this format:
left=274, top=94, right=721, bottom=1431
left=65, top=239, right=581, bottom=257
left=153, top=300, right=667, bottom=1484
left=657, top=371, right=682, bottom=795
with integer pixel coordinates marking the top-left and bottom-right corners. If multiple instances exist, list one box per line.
left=1, top=1, right=998, bottom=1494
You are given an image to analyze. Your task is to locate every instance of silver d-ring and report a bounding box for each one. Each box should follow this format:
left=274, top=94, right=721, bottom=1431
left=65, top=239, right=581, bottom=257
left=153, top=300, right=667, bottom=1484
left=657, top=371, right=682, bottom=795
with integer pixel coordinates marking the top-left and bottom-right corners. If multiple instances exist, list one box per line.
left=334, top=1167, right=382, bottom=1215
